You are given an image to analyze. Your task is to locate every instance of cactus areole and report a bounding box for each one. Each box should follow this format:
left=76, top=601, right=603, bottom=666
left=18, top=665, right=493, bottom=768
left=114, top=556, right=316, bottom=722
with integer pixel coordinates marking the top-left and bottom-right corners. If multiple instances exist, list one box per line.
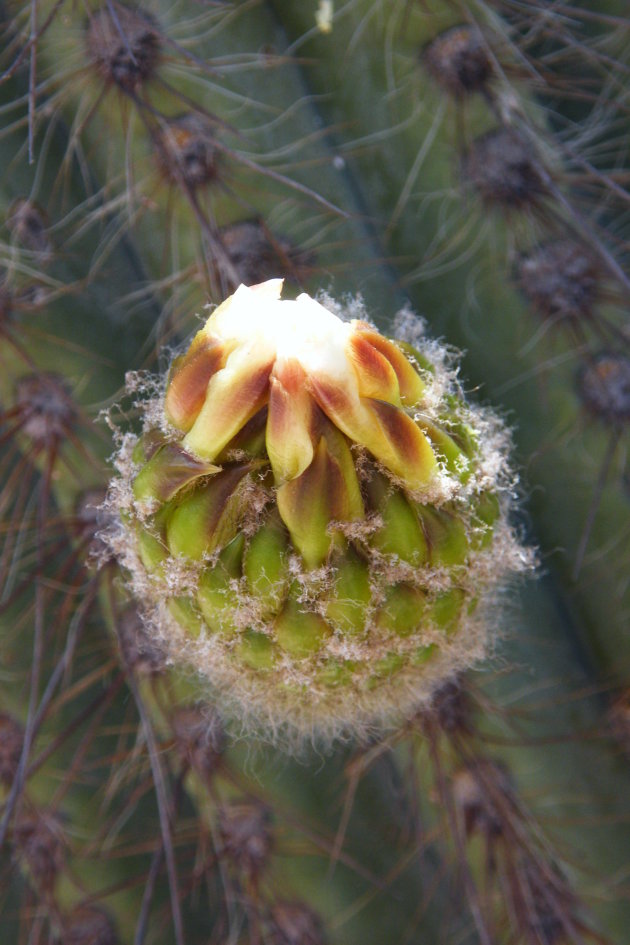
left=108, top=280, right=529, bottom=744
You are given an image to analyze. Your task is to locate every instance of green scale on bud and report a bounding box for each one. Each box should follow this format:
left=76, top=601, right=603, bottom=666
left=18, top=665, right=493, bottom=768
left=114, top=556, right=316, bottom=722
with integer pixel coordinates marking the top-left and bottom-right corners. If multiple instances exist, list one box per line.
left=108, top=280, right=530, bottom=743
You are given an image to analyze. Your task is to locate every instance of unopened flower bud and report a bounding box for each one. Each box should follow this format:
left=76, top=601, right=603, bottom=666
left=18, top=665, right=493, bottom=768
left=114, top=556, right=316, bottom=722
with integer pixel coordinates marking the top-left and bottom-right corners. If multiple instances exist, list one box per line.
left=107, top=280, right=530, bottom=744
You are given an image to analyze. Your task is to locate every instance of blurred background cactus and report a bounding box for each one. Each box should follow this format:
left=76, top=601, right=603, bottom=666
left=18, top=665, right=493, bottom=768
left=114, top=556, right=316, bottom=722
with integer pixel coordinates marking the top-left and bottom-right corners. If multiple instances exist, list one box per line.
left=1, top=1, right=630, bottom=943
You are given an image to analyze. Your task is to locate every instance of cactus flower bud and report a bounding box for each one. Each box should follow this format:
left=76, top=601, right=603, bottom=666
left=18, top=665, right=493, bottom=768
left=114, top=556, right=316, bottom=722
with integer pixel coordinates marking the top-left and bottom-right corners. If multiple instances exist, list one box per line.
left=107, top=280, right=530, bottom=744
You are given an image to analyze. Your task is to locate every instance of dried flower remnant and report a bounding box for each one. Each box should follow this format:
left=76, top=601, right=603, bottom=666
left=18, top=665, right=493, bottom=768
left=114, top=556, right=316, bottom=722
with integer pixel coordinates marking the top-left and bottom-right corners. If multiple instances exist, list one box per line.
left=107, top=280, right=530, bottom=744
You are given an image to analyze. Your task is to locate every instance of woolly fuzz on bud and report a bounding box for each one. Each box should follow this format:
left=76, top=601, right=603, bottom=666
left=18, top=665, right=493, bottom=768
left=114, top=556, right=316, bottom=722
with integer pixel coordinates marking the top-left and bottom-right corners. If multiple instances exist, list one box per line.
left=106, top=280, right=531, bottom=747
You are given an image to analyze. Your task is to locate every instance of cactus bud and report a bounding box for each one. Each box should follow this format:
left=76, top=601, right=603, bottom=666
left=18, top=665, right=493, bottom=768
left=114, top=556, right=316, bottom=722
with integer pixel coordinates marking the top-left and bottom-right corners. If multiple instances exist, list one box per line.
left=107, top=280, right=530, bottom=744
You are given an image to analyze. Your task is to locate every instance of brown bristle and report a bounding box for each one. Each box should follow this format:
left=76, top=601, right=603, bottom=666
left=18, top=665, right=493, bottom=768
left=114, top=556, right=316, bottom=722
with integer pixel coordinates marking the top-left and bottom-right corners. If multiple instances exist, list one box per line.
left=85, top=4, right=162, bottom=92
left=424, top=25, right=493, bottom=98
left=463, top=129, right=548, bottom=209
left=516, top=241, right=600, bottom=322
left=579, top=352, right=630, bottom=423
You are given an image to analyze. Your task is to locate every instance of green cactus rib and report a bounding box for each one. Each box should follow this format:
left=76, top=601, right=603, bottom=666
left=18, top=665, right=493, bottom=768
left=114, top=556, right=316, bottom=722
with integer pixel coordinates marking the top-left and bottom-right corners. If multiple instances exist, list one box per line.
left=0, top=77, right=177, bottom=942
left=18, top=0, right=396, bottom=319
left=0, top=133, right=463, bottom=945
left=263, top=0, right=630, bottom=936
left=0, top=9, right=470, bottom=944
left=2, top=1, right=630, bottom=943
left=267, top=0, right=630, bottom=687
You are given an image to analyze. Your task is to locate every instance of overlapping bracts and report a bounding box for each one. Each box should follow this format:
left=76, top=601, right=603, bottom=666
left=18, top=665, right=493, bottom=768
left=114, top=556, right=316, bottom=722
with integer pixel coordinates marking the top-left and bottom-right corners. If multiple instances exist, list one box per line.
left=108, top=282, right=529, bottom=742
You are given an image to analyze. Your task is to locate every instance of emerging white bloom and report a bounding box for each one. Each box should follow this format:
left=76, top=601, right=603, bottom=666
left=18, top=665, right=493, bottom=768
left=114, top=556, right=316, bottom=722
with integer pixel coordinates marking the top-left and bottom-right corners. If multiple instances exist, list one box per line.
left=107, top=281, right=531, bottom=747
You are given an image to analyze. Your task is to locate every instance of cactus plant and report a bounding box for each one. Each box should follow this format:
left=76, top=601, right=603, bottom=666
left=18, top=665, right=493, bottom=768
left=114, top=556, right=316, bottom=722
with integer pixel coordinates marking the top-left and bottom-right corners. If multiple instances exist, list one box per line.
left=1, top=1, right=630, bottom=944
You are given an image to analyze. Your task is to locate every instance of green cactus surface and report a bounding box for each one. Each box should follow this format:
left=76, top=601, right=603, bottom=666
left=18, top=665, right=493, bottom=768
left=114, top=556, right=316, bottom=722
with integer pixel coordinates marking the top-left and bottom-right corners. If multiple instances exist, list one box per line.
left=1, top=2, right=630, bottom=944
